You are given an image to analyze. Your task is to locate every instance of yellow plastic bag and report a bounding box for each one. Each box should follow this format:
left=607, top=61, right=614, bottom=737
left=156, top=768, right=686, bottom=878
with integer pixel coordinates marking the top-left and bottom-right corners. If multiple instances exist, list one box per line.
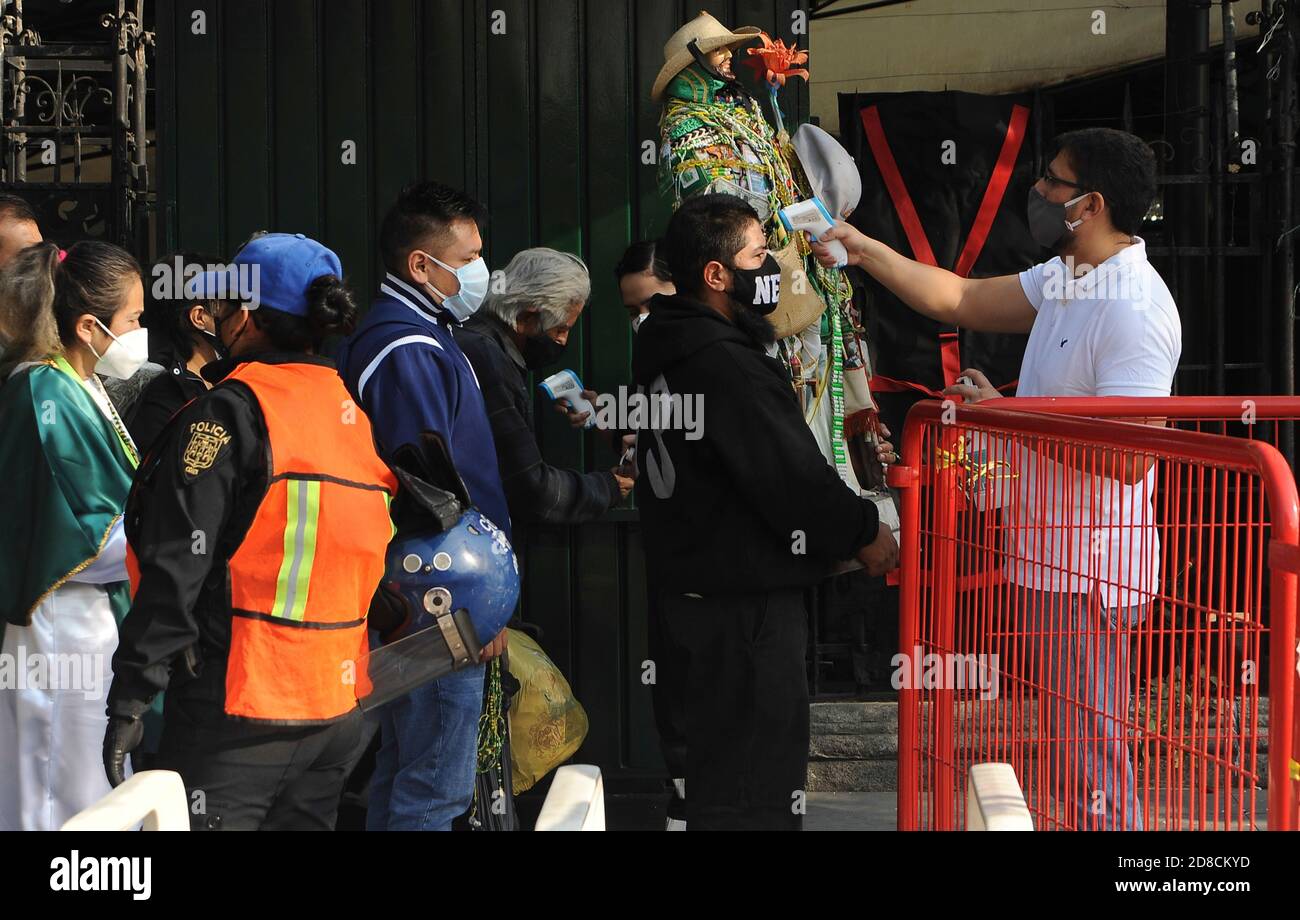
left=506, top=628, right=588, bottom=793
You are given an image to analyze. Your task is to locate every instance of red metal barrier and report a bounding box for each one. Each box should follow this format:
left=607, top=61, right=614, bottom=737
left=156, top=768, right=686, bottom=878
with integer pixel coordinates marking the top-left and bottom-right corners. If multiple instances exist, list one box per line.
left=892, top=400, right=1299, bottom=831
left=997, top=395, right=1298, bottom=446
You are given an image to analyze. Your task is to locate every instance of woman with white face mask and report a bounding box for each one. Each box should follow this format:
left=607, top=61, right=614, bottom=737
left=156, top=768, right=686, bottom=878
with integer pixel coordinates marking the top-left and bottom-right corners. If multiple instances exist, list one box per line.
left=615, top=239, right=676, bottom=334
left=0, top=240, right=147, bottom=830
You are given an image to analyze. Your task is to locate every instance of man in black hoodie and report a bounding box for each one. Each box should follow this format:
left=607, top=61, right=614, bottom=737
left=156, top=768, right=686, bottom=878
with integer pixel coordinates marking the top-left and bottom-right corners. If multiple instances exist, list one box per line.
left=633, top=193, right=898, bottom=830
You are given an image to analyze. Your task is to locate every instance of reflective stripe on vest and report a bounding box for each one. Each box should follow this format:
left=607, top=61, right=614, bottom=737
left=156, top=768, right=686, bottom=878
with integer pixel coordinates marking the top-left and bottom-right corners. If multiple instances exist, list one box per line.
left=272, top=478, right=322, bottom=622
left=220, top=360, right=397, bottom=723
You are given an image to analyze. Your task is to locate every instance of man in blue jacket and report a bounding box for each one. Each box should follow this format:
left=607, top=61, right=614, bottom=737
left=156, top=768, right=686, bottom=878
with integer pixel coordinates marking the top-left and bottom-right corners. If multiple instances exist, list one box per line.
left=337, top=181, right=510, bottom=831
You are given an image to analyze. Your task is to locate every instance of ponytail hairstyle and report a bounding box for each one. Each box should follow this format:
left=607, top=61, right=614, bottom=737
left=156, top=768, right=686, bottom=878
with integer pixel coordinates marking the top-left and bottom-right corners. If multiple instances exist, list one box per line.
left=0, top=240, right=141, bottom=378
left=250, top=274, right=358, bottom=353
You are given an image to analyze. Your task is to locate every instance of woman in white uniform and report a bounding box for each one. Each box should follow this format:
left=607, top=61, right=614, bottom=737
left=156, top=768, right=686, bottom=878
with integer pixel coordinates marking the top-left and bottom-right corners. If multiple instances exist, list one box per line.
left=0, top=241, right=146, bottom=830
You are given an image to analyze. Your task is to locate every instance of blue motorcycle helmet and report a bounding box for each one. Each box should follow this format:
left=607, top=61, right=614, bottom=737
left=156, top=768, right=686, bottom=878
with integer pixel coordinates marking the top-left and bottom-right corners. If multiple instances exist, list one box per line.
left=383, top=508, right=520, bottom=646
left=357, top=432, right=520, bottom=710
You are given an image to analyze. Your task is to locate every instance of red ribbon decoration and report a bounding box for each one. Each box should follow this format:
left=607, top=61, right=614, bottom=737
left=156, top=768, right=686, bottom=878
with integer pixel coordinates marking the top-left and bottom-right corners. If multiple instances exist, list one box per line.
left=860, top=103, right=1031, bottom=394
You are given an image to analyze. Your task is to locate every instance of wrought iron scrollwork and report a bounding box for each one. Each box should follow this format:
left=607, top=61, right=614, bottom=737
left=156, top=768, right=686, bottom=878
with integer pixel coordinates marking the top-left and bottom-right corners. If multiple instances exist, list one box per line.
left=0, top=13, right=39, bottom=50
left=100, top=8, right=154, bottom=56
left=13, top=73, right=113, bottom=126
left=0, top=1, right=153, bottom=249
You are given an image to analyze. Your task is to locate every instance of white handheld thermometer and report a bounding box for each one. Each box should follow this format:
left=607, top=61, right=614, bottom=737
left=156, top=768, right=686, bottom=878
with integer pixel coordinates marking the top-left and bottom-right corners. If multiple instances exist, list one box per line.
left=539, top=369, right=597, bottom=429
left=778, top=197, right=849, bottom=268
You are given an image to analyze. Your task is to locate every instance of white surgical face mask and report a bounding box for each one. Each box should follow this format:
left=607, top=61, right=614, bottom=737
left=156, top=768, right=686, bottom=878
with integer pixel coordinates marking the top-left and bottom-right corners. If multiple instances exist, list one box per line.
left=422, top=253, right=491, bottom=323
left=88, top=318, right=149, bottom=380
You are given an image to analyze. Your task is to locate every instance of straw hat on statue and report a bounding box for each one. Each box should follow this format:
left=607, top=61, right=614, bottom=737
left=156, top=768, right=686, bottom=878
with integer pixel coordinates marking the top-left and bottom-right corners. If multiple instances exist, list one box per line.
left=651, top=11, right=760, bottom=102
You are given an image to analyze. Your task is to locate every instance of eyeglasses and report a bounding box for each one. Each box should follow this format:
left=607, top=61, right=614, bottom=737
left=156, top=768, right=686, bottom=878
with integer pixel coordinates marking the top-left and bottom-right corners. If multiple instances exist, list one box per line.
left=1041, top=168, right=1089, bottom=192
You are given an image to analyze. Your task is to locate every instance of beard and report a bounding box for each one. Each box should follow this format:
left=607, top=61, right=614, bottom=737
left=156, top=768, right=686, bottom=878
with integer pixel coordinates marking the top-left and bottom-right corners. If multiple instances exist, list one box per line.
left=732, top=304, right=777, bottom=347
left=1052, top=225, right=1084, bottom=259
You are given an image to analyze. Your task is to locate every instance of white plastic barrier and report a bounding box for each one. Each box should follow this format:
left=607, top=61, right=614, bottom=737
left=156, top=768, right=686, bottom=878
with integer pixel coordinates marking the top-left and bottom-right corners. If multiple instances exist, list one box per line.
left=61, top=770, right=189, bottom=832
left=965, top=763, right=1033, bottom=831
left=534, top=764, right=605, bottom=831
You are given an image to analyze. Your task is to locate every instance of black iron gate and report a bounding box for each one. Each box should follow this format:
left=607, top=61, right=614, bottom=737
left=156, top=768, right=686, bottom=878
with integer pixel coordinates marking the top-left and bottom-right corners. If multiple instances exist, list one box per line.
left=0, top=0, right=153, bottom=249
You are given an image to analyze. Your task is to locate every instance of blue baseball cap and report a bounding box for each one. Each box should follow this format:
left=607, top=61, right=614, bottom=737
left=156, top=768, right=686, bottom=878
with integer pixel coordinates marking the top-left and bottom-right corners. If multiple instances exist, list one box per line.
left=185, top=233, right=343, bottom=317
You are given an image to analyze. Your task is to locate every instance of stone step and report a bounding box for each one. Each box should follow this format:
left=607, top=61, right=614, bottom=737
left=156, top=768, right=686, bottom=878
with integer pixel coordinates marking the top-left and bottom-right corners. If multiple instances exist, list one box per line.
left=808, top=702, right=897, bottom=792
left=809, top=730, right=897, bottom=760
left=805, top=697, right=1272, bottom=793
left=806, top=759, right=898, bottom=794
left=809, top=701, right=898, bottom=735
left=807, top=754, right=1273, bottom=794
left=811, top=697, right=1271, bottom=737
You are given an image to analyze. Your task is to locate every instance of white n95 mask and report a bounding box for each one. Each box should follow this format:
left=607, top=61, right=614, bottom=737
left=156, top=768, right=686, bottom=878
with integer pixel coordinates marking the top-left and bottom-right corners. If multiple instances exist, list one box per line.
left=89, top=318, right=149, bottom=380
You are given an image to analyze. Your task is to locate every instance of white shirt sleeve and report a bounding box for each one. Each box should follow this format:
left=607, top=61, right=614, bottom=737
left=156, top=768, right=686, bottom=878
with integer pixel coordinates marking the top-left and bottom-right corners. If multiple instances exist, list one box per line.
left=1017, top=260, right=1052, bottom=313
left=69, top=516, right=129, bottom=585
left=1093, top=301, right=1180, bottom=397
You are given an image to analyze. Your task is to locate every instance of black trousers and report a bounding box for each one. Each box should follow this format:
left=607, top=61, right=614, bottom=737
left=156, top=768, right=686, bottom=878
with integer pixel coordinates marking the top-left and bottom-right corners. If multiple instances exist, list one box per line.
left=157, top=693, right=365, bottom=831
left=658, top=589, right=810, bottom=831
left=647, top=588, right=688, bottom=776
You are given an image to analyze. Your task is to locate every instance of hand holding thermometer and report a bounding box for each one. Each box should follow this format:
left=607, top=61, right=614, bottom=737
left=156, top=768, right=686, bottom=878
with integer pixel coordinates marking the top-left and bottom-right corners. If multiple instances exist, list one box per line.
left=539, top=369, right=597, bottom=429
left=778, top=197, right=850, bottom=268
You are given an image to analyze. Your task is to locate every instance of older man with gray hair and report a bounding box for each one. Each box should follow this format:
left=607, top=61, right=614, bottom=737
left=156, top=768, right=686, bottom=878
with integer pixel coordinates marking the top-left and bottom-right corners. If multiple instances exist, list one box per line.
left=454, top=247, right=633, bottom=537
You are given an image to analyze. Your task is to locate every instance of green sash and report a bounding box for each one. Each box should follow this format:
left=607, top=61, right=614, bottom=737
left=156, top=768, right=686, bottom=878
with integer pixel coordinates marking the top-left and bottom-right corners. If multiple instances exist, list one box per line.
left=0, top=360, right=136, bottom=627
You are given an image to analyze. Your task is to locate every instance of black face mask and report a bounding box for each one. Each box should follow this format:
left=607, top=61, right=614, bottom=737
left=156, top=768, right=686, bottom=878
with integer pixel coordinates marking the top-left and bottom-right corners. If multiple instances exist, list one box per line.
left=197, top=312, right=226, bottom=361
left=1027, top=186, right=1091, bottom=252
left=213, top=307, right=248, bottom=359
left=727, top=253, right=782, bottom=316
left=522, top=332, right=567, bottom=370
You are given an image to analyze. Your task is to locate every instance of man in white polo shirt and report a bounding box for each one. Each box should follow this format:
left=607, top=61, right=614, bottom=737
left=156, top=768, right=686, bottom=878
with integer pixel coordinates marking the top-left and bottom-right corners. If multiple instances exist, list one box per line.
left=816, top=127, right=1181, bottom=830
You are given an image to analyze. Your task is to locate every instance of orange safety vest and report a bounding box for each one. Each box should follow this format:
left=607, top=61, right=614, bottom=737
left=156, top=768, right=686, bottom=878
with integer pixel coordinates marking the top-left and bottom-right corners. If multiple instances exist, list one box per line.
left=221, top=361, right=396, bottom=722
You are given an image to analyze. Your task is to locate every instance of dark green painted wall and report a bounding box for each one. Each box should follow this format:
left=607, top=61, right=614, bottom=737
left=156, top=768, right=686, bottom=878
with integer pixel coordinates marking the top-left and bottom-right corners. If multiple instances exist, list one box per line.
left=154, top=0, right=810, bottom=779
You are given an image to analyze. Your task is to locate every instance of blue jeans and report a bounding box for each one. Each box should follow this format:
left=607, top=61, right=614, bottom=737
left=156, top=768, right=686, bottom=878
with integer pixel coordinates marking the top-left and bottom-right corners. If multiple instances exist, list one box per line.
left=366, top=663, right=484, bottom=831
left=1026, top=588, right=1145, bottom=831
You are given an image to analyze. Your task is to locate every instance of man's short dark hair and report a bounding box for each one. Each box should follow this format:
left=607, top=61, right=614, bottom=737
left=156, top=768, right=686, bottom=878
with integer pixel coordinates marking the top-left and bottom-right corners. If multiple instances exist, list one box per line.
left=0, top=192, right=38, bottom=227
left=379, top=181, right=487, bottom=273
left=1052, top=128, right=1157, bottom=236
left=662, top=194, right=761, bottom=296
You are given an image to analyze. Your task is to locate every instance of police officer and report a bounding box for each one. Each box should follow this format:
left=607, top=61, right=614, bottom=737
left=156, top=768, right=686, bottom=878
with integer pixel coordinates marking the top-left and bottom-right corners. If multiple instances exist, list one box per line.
left=103, top=234, right=398, bottom=831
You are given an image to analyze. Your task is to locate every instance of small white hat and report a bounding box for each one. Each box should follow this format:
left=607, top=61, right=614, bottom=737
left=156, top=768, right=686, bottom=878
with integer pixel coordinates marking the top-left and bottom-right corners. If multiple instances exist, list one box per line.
left=792, top=123, right=862, bottom=220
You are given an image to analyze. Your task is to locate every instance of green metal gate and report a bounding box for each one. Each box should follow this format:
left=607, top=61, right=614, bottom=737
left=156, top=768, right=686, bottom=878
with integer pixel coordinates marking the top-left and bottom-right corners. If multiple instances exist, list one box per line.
left=153, top=0, right=810, bottom=781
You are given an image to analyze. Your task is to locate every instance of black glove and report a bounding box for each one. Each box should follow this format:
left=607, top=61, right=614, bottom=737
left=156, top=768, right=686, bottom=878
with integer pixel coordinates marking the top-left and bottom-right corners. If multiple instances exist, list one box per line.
left=367, top=584, right=413, bottom=644
left=103, top=715, right=145, bottom=788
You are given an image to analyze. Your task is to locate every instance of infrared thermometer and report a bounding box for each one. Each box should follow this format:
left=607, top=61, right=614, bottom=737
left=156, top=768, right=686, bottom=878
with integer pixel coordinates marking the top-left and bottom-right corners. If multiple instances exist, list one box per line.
left=778, top=197, right=849, bottom=269
left=539, top=369, right=597, bottom=430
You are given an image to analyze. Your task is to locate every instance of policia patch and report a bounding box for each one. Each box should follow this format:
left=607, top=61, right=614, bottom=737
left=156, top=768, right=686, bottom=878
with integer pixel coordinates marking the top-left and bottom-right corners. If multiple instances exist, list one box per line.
left=182, top=420, right=233, bottom=480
